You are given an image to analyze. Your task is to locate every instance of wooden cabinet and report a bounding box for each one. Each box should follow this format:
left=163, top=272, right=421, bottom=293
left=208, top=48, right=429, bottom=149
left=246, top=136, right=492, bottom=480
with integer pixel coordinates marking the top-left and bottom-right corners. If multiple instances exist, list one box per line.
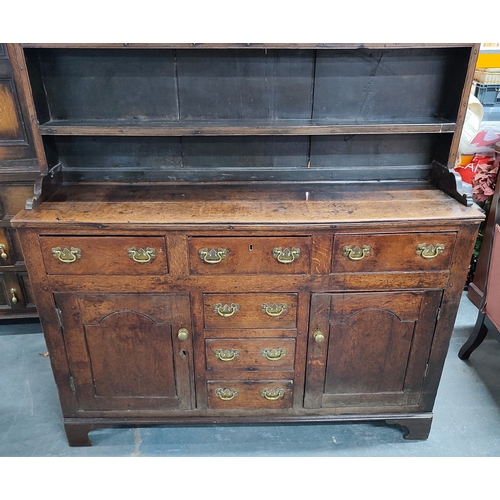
left=10, top=43, right=484, bottom=446
left=0, top=44, right=43, bottom=319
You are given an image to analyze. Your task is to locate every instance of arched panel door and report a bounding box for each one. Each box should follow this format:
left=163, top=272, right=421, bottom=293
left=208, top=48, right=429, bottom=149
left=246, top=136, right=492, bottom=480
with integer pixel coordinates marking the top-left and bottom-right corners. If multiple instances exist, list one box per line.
left=55, top=293, right=194, bottom=412
left=304, top=290, right=442, bottom=411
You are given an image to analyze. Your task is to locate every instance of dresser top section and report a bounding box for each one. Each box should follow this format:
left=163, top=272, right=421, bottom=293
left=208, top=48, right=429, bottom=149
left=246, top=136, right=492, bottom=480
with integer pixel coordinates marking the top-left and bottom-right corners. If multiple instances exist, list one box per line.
left=20, top=43, right=476, bottom=49
left=12, top=183, right=484, bottom=229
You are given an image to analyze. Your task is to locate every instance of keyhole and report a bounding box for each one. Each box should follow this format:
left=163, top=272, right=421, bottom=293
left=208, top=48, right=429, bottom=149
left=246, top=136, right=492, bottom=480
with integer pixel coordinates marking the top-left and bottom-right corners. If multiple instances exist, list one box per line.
left=249, top=244, right=253, bottom=251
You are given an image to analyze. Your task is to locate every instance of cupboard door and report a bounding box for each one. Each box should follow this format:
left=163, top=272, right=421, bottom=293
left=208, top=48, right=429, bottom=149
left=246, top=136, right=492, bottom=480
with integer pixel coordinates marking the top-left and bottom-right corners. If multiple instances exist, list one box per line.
left=55, top=293, right=194, bottom=412
left=304, top=290, right=442, bottom=410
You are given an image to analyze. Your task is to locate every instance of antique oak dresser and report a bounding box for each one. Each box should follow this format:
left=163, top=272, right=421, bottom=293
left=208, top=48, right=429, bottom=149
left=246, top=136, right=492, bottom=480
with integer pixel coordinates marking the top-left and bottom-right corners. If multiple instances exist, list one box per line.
left=9, top=43, right=483, bottom=446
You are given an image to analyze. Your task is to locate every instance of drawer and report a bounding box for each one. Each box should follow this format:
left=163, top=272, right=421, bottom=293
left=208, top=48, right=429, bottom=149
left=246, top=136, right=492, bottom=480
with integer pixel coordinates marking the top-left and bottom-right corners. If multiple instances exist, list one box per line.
left=39, top=236, right=168, bottom=275
left=332, top=232, right=457, bottom=273
left=0, top=228, right=11, bottom=266
left=0, top=270, right=36, bottom=315
left=207, top=380, right=293, bottom=409
left=206, top=338, right=296, bottom=372
left=1, top=227, right=25, bottom=267
left=188, top=236, right=310, bottom=274
left=204, top=293, right=298, bottom=329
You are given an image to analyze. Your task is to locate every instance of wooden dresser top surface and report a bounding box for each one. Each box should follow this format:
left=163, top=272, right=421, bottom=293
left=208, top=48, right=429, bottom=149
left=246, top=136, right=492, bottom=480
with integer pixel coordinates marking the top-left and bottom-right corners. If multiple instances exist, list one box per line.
left=12, top=182, right=484, bottom=229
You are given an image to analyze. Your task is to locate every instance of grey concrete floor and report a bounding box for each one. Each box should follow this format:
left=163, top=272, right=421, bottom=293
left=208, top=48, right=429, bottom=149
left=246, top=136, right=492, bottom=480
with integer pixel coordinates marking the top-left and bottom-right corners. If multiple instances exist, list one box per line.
left=1, top=292, right=500, bottom=458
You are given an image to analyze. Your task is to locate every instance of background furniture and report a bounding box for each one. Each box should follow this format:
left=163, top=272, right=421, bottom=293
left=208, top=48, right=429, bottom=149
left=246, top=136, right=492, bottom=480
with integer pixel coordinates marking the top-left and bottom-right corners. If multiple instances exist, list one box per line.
left=460, top=146, right=500, bottom=359
left=459, top=225, right=500, bottom=358
left=467, top=142, right=500, bottom=307
left=0, top=44, right=42, bottom=319
left=10, top=43, right=483, bottom=446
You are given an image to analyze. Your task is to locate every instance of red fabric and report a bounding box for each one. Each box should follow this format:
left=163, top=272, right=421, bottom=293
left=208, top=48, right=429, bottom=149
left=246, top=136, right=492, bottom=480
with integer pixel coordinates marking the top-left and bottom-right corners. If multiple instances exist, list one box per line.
left=484, top=224, right=500, bottom=331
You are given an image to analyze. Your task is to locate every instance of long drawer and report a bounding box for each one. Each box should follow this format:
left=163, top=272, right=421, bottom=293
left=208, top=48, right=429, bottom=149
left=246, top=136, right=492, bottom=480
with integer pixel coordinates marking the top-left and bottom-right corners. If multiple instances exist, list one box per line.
left=188, top=236, right=311, bottom=274
left=39, top=236, right=168, bottom=275
left=332, top=232, right=457, bottom=273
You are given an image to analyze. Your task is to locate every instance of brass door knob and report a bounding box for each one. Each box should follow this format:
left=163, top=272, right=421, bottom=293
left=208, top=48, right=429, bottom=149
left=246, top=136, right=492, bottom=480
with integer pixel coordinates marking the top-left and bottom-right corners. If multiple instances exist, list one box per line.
left=10, top=288, right=18, bottom=304
left=313, top=330, right=325, bottom=343
left=0, top=244, right=7, bottom=260
left=177, top=328, right=189, bottom=341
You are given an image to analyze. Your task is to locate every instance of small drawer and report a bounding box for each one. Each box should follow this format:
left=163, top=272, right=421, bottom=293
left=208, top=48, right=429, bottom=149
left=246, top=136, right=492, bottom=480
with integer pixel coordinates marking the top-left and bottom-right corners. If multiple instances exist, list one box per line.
left=332, top=232, right=457, bottom=273
left=188, top=236, right=310, bottom=275
left=39, top=236, right=168, bottom=275
left=0, top=229, right=11, bottom=266
left=207, top=380, right=293, bottom=409
left=204, top=293, right=298, bottom=329
left=206, top=338, right=296, bottom=372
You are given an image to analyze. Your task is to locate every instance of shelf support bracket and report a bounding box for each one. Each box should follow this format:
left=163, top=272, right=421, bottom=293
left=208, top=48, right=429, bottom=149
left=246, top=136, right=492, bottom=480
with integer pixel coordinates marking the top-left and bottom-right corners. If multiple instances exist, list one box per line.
left=430, top=161, right=473, bottom=207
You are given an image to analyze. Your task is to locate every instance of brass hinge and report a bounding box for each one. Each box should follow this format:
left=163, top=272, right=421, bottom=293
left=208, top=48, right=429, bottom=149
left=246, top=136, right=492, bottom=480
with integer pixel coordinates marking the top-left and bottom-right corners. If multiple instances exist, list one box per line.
left=69, top=376, right=76, bottom=394
left=55, top=307, right=64, bottom=328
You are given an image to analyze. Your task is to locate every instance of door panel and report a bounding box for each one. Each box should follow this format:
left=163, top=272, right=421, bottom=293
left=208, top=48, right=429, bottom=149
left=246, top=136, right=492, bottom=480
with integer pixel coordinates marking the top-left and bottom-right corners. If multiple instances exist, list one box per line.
left=304, top=290, right=442, bottom=410
left=84, top=313, right=176, bottom=399
left=55, top=293, right=194, bottom=412
left=0, top=45, right=38, bottom=165
left=324, top=308, right=415, bottom=395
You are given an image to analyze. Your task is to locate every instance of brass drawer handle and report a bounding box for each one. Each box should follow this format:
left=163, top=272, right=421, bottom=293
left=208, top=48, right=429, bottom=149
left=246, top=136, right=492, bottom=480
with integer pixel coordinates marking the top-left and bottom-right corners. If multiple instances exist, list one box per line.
left=0, top=244, right=7, bottom=260
left=10, top=288, right=18, bottom=304
left=416, top=243, right=445, bottom=259
left=51, top=247, right=82, bottom=264
left=215, top=348, right=240, bottom=362
left=199, top=247, right=228, bottom=264
left=215, top=388, right=239, bottom=401
left=272, top=247, right=300, bottom=264
left=261, top=347, right=287, bottom=361
left=260, top=388, right=285, bottom=401
left=213, top=303, right=240, bottom=317
left=127, top=247, right=156, bottom=263
left=342, top=245, right=371, bottom=261
left=261, top=302, right=288, bottom=317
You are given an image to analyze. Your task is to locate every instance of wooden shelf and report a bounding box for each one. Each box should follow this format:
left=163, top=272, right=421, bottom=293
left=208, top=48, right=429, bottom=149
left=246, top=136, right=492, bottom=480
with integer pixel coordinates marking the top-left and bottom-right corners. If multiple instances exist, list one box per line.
left=21, top=43, right=474, bottom=50
left=38, top=119, right=457, bottom=137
